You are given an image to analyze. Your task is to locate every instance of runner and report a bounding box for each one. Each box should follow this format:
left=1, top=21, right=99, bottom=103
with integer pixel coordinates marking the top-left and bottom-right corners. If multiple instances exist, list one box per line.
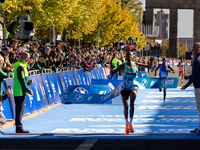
left=177, top=59, right=185, bottom=83
left=154, top=57, right=175, bottom=104
left=112, top=51, right=148, bottom=134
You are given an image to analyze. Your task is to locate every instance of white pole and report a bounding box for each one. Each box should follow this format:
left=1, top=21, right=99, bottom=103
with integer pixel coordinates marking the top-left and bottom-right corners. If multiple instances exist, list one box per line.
left=97, top=28, right=100, bottom=50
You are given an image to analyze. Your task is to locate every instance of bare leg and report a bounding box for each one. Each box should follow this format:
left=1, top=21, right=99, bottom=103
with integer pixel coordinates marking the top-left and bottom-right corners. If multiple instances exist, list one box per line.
left=163, top=89, right=167, bottom=104
left=129, top=90, right=137, bottom=118
left=121, top=95, right=129, bottom=120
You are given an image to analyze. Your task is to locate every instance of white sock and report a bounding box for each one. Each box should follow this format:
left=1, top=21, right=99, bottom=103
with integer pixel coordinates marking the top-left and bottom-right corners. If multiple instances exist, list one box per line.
left=130, top=118, right=133, bottom=124
left=125, top=119, right=129, bottom=125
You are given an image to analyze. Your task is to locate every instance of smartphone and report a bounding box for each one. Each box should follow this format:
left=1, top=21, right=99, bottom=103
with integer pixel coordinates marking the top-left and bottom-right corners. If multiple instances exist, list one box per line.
left=8, top=86, right=11, bottom=90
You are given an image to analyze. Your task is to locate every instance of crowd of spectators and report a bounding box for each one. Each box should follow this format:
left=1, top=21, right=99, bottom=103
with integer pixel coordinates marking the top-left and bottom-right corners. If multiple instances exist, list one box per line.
left=0, top=38, right=192, bottom=76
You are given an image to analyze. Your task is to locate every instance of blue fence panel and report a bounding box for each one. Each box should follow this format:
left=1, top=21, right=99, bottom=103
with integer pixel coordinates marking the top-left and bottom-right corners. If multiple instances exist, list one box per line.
left=95, top=67, right=106, bottom=79
left=28, top=76, right=43, bottom=112
left=88, top=69, right=98, bottom=79
left=74, top=70, right=90, bottom=85
left=61, top=72, right=69, bottom=92
left=52, top=73, right=63, bottom=95
left=5, top=78, right=15, bottom=119
left=65, top=71, right=77, bottom=85
left=58, top=72, right=67, bottom=93
left=46, top=74, right=61, bottom=103
left=35, top=75, right=49, bottom=107
left=2, top=82, right=13, bottom=120
left=42, top=74, right=54, bottom=105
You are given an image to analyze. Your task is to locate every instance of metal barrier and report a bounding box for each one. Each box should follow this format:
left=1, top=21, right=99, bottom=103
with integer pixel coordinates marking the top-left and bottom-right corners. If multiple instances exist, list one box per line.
left=29, top=70, right=40, bottom=76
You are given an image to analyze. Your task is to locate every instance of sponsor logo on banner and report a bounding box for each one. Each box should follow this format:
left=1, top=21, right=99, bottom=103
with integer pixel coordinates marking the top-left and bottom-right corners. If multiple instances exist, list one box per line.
left=60, top=93, right=68, bottom=103
left=100, top=93, right=112, bottom=103
left=78, top=75, right=82, bottom=84
left=45, top=80, right=51, bottom=93
left=57, top=81, right=61, bottom=94
left=83, top=77, right=86, bottom=85
left=75, top=94, right=83, bottom=102
left=86, top=96, right=93, bottom=101
left=141, top=79, right=148, bottom=87
left=99, top=91, right=107, bottom=94
left=150, top=81, right=154, bottom=86
left=161, top=79, right=174, bottom=87
left=122, top=79, right=132, bottom=89
left=73, top=87, right=89, bottom=94
left=39, top=83, right=46, bottom=100
left=68, top=78, right=72, bottom=85
left=108, top=82, right=115, bottom=90
left=50, top=81, right=56, bottom=98
left=35, top=86, right=41, bottom=101
left=28, top=94, right=33, bottom=107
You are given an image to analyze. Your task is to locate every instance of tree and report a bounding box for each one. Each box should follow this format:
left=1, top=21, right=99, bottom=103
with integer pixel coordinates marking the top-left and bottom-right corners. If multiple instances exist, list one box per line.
left=1, top=0, right=146, bottom=49
left=120, top=0, right=143, bottom=22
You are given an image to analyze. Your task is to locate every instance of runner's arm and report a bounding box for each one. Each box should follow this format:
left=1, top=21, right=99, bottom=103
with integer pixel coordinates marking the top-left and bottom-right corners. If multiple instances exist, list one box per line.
left=168, top=65, right=175, bottom=73
left=154, top=64, right=161, bottom=74
left=112, top=64, right=125, bottom=74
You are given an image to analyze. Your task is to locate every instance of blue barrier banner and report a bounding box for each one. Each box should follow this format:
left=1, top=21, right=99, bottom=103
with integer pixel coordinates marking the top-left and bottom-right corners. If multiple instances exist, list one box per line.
left=134, top=78, right=178, bottom=89
left=58, top=72, right=67, bottom=93
left=68, top=85, right=111, bottom=94
left=73, top=70, right=90, bottom=85
left=95, top=67, right=105, bottom=79
left=62, top=82, right=123, bottom=104
left=2, top=82, right=13, bottom=120
left=64, top=71, right=77, bottom=85
left=5, top=78, right=15, bottom=119
left=28, top=76, right=43, bottom=113
left=91, top=79, right=122, bottom=90
left=42, top=74, right=54, bottom=105
left=137, top=71, right=147, bottom=78
left=61, top=72, right=69, bottom=92
left=52, top=73, right=63, bottom=95
left=46, top=74, right=61, bottom=103
left=35, top=75, right=49, bottom=107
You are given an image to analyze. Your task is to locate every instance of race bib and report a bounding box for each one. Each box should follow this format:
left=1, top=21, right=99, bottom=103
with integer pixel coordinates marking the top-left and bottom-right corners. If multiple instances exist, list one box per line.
left=161, top=71, right=167, bottom=78
left=126, top=73, right=136, bottom=79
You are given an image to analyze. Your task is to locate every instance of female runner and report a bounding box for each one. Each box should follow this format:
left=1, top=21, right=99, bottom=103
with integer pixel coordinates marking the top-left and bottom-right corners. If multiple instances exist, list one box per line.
left=112, top=51, right=148, bottom=134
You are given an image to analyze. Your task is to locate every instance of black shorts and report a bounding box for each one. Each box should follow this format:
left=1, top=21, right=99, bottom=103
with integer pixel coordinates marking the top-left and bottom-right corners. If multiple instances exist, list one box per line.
left=121, top=90, right=131, bottom=96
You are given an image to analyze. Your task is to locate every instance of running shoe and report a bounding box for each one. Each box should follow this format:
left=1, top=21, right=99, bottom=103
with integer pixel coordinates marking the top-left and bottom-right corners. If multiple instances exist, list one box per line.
left=190, top=128, right=198, bottom=134
left=129, top=124, right=134, bottom=133
left=125, top=124, right=129, bottom=134
left=179, top=76, right=181, bottom=79
left=181, top=80, right=184, bottom=83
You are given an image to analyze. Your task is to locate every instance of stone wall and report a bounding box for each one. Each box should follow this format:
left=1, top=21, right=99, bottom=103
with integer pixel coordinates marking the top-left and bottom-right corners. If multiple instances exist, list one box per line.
left=146, top=0, right=200, bottom=9
left=145, top=0, right=200, bottom=58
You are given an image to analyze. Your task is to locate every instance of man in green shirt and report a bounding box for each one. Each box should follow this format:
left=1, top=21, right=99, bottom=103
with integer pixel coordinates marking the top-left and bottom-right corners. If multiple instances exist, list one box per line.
left=13, top=52, right=33, bottom=133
